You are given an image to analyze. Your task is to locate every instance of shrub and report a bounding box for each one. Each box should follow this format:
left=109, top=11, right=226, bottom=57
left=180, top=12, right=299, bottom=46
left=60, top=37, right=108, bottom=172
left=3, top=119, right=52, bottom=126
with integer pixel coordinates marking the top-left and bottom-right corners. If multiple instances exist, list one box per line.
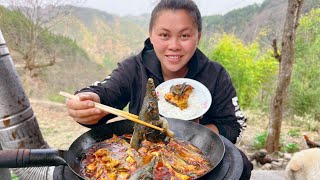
left=253, top=131, right=267, bottom=150
left=204, top=33, right=278, bottom=109
left=287, top=129, right=300, bottom=137
left=284, top=143, right=300, bottom=153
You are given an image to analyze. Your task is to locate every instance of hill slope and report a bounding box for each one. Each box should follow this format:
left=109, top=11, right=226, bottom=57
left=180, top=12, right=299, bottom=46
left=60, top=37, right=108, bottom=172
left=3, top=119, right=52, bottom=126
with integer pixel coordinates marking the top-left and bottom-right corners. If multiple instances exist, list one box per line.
left=0, top=5, right=107, bottom=100
left=46, top=0, right=319, bottom=66
left=203, top=0, right=320, bottom=42
left=48, top=6, right=149, bottom=68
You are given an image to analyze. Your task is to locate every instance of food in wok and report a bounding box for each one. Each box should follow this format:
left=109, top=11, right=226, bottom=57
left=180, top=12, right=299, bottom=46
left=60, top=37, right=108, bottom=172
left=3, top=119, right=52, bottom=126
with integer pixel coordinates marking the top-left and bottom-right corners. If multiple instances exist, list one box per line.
left=80, top=79, right=211, bottom=179
left=81, top=135, right=212, bottom=180
left=164, top=82, right=193, bottom=110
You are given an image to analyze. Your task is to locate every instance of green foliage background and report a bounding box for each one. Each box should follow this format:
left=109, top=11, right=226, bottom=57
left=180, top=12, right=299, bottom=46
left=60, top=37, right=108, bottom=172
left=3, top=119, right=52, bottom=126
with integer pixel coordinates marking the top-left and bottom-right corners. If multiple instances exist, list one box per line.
left=200, top=34, right=278, bottom=109
left=289, top=8, right=320, bottom=119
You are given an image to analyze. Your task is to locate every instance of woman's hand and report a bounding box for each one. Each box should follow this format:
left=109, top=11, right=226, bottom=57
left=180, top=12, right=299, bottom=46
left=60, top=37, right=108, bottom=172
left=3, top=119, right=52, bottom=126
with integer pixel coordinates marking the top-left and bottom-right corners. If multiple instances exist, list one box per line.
left=66, top=92, right=109, bottom=125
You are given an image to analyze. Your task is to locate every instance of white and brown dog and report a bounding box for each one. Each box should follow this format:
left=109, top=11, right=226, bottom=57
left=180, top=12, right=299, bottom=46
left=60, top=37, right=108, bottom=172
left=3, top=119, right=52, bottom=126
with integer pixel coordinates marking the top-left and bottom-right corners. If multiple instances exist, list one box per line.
left=285, top=148, right=320, bottom=180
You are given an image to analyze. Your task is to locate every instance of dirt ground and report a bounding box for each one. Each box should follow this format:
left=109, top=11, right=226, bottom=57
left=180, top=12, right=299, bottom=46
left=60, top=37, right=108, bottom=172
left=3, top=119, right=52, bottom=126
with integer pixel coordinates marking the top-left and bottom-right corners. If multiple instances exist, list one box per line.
left=31, top=99, right=89, bottom=149
left=30, top=100, right=320, bottom=171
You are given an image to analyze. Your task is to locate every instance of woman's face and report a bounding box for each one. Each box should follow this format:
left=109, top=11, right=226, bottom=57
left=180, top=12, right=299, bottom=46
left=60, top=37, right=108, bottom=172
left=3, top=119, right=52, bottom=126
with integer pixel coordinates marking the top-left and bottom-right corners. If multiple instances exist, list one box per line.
left=149, top=9, right=201, bottom=79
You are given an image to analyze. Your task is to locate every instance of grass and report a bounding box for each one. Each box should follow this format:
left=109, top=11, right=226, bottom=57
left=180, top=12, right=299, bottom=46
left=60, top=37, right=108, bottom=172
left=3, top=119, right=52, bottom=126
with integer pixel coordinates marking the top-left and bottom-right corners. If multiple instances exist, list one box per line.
left=288, top=114, right=320, bottom=131
left=241, top=109, right=316, bottom=155
left=31, top=101, right=88, bottom=149
left=11, top=171, right=18, bottom=180
left=287, top=128, right=300, bottom=137
left=283, top=143, right=300, bottom=153
left=253, top=131, right=267, bottom=150
left=48, top=94, right=66, bottom=103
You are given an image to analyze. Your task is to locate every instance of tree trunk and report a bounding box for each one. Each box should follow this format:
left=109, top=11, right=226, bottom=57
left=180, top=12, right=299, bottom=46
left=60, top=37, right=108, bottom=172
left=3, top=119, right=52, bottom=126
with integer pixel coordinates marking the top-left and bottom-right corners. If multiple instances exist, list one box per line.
left=25, top=28, right=37, bottom=71
left=266, top=0, right=305, bottom=153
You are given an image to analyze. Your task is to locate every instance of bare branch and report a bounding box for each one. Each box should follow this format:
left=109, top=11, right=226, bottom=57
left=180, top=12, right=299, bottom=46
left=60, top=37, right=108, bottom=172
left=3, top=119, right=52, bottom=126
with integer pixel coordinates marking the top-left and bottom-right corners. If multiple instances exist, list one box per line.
left=1, top=0, right=83, bottom=75
left=31, top=55, right=56, bottom=69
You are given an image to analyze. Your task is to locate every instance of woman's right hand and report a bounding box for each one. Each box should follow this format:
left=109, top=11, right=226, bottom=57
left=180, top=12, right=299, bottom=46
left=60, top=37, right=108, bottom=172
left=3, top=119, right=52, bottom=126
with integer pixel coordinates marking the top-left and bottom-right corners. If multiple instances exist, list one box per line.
left=66, top=92, right=109, bottom=125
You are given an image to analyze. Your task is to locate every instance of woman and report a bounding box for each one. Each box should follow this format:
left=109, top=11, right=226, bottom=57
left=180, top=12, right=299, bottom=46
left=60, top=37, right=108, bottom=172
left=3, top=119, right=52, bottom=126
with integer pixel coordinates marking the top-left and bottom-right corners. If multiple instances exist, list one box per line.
left=66, top=0, right=253, bottom=179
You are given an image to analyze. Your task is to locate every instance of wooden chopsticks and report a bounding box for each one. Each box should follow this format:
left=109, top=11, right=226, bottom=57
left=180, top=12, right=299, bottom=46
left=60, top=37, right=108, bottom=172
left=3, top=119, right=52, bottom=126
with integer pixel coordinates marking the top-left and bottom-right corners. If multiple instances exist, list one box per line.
left=59, top=91, right=164, bottom=132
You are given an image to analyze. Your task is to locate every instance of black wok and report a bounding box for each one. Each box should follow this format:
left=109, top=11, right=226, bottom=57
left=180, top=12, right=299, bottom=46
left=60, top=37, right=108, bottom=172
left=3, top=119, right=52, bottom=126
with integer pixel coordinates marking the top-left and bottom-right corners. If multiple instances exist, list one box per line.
left=0, top=118, right=225, bottom=179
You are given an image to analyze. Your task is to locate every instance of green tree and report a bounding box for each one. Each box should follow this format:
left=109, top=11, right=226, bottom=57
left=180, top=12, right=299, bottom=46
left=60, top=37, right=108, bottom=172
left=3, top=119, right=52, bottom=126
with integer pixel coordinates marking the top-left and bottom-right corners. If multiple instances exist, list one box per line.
left=289, top=8, right=320, bottom=117
left=203, top=33, right=278, bottom=108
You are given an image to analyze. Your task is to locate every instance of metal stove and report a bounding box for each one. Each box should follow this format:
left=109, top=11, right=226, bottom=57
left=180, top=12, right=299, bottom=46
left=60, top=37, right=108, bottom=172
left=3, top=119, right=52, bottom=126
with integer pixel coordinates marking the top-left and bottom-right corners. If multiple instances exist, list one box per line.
left=0, top=30, right=50, bottom=180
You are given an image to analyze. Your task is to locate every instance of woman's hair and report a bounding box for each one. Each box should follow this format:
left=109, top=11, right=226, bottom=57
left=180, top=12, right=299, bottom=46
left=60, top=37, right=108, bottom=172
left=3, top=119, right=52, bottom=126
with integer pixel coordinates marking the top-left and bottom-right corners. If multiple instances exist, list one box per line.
left=149, top=0, right=202, bottom=32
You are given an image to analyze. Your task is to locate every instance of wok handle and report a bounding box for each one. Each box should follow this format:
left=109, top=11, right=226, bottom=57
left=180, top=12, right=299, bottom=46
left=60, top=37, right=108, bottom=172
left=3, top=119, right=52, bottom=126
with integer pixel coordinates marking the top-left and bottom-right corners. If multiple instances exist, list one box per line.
left=0, top=149, right=67, bottom=168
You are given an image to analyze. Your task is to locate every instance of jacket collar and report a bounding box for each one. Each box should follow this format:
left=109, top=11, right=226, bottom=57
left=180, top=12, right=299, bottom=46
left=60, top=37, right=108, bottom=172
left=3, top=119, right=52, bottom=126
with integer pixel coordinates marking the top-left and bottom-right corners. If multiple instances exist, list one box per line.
left=141, top=38, right=207, bottom=81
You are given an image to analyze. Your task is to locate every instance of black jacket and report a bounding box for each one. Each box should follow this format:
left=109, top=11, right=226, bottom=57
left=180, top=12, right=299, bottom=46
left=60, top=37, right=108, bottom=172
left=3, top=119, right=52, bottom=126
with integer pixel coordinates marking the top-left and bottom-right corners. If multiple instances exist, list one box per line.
left=78, top=39, right=246, bottom=144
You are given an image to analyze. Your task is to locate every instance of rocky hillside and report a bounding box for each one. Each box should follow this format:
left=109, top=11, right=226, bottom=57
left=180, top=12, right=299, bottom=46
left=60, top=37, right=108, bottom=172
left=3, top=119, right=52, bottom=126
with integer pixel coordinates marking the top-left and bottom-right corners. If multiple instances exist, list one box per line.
left=203, top=0, right=319, bottom=43
left=51, top=0, right=319, bottom=62
left=48, top=6, right=149, bottom=67
left=0, top=5, right=107, bottom=100
left=241, top=0, right=319, bottom=42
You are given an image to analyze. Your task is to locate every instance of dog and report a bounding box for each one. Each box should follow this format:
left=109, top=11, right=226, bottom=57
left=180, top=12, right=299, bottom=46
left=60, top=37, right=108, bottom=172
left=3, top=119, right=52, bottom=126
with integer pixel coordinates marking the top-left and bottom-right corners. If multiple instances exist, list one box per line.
left=285, top=148, right=320, bottom=180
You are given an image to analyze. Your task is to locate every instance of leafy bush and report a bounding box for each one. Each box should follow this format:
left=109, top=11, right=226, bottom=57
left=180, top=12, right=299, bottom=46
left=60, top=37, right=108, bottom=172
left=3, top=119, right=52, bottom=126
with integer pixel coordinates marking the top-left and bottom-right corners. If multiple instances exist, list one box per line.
left=287, top=129, right=300, bottom=137
left=290, top=8, right=320, bottom=117
left=253, top=131, right=267, bottom=150
left=284, top=143, right=300, bottom=153
left=204, top=33, right=278, bottom=108
left=253, top=130, right=288, bottom=150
